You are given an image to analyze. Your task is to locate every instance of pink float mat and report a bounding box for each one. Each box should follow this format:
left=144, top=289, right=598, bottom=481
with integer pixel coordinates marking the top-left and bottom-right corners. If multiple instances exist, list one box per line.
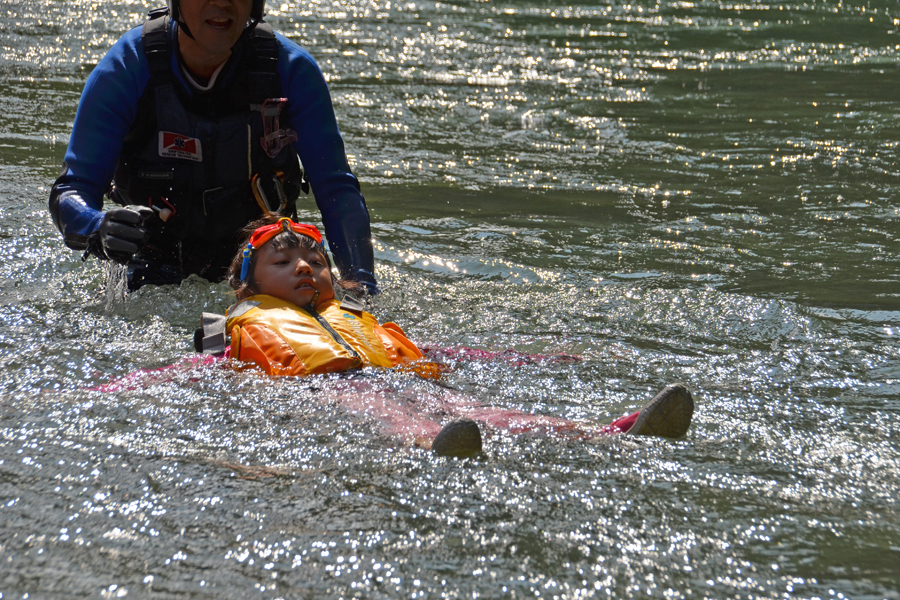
left=92, top=346, right=580, bottom=393
left=88, top=346, right=630, bottom=445
left=320, top=379, right=628, bottom=446
left=89, top=351, right=229, bottom=393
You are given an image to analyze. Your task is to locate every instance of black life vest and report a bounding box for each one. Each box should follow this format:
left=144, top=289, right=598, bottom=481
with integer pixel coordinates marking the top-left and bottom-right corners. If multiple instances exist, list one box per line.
left=111, top=9, right=305, bottom=281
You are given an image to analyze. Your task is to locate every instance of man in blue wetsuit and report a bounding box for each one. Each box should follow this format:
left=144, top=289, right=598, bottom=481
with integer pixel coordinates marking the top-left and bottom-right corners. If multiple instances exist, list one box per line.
left=49, top=0, right=378, bottom=293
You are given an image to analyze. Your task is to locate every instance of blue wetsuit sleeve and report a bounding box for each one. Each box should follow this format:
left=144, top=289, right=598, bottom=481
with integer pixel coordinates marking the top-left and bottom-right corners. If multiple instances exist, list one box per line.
left=49, top=28, right=148, bottom=250
left=276, top=34, right=378, bottom=293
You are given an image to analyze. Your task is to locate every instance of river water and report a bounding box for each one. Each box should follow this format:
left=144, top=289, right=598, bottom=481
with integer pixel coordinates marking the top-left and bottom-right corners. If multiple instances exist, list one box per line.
left=1, top=0, right=899, bottom=598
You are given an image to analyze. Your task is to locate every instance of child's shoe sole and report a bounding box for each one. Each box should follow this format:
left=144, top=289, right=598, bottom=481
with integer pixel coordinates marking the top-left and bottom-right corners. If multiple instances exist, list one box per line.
left=626, top=384, right=694, bottom=438
left=432, top=418, right=483, bottom=457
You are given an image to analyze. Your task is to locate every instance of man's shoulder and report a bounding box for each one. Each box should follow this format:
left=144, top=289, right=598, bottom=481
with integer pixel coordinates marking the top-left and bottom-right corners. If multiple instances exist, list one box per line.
left=272, top=31, right=319, bottom=68
left=96, top=24, right=154, bottom=70
left=115, top=25, right=148, bottom=53
left=87, top=25, right=151, bottom=87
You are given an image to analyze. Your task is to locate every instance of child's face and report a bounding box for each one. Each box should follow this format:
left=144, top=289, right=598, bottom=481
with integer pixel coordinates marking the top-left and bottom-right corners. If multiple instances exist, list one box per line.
left=252, top=242, right=335, bottom=308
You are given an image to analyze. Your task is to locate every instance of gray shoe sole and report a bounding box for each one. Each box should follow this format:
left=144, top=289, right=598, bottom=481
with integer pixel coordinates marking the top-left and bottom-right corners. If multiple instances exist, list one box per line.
left=626, top=383, right=695, bottom=439
left=432, top=417, right=483, bottom=457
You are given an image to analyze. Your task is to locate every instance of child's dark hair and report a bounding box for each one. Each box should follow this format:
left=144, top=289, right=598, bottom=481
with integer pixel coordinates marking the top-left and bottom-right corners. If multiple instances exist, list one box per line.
left=227, top=215, right=361, bottom=300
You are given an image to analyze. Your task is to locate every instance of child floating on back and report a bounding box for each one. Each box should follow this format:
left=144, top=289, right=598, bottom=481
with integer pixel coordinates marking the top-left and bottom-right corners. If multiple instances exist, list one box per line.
left=216, top=216, right=694, bottom=456
left=224, top=217, right=431, bottom=378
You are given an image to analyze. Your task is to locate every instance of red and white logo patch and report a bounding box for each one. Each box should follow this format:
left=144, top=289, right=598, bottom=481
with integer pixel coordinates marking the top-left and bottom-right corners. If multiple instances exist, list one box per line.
left=158, top=132, right=203, bottom=162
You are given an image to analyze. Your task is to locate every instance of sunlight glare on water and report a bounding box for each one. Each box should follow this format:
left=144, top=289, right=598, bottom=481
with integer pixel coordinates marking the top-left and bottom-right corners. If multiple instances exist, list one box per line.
left=1, top=0, right=899, bottom=598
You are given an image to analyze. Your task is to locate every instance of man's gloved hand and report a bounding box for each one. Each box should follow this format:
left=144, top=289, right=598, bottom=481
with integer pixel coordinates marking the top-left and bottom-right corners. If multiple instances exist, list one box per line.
left=91, top=206, right=155, bottom=264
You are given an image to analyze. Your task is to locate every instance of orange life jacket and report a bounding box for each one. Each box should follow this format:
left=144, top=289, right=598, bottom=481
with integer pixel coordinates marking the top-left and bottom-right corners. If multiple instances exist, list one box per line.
left=226, top=295, right=437, bottom=378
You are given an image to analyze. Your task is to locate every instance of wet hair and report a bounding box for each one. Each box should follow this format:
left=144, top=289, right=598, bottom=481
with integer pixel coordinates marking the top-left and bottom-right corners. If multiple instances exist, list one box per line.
left=227, top=215, right=361, bottom=301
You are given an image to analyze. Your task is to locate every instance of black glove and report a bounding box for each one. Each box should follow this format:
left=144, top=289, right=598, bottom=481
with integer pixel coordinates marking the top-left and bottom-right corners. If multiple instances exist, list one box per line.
left=90, top=206, right=155, bottom=264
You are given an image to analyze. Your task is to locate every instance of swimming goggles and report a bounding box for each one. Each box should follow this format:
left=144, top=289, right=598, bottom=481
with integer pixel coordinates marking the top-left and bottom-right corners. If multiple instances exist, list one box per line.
left=240, top=218, right=323, bottom=282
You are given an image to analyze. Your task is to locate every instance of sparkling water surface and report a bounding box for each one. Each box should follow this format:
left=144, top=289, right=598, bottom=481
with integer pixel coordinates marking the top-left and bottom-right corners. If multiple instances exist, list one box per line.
left=1, top=0, right=899, bottom=598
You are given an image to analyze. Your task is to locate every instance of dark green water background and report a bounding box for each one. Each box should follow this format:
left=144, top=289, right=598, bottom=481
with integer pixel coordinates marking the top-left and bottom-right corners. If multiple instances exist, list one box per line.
left=1, top=0, right=898, bottom=598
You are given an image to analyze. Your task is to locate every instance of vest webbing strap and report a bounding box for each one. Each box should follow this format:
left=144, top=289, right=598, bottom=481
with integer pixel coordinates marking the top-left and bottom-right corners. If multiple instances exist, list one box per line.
left=142, top=11, right=171, bottom=85
left=247, top=22, right=280, bottom=106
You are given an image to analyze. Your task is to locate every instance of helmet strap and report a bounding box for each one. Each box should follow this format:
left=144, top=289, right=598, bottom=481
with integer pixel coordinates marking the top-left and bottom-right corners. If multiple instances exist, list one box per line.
left=175, top=19, right=195, bottom=41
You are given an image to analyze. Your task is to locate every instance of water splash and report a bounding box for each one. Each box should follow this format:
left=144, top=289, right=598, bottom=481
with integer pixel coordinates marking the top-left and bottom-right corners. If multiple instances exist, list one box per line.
left=103, top=261, right=128, bottom=311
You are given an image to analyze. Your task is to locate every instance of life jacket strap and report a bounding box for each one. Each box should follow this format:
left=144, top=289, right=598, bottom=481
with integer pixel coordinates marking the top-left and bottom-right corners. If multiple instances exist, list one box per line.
left=339, top=295, right=366, bottom=313
left=229, top=300, right=261, bottom=320
left=196, top=312, right=228, bottom=355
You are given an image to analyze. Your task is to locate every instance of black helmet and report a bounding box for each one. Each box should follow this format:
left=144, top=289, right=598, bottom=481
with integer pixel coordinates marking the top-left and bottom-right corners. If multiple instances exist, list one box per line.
left=167, top=0, right=266, bottom=23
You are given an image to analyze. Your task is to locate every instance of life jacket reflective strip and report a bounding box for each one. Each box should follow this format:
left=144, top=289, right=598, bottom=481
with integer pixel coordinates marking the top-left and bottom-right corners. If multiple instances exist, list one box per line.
left=226, top=295, right=424, bottom=376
